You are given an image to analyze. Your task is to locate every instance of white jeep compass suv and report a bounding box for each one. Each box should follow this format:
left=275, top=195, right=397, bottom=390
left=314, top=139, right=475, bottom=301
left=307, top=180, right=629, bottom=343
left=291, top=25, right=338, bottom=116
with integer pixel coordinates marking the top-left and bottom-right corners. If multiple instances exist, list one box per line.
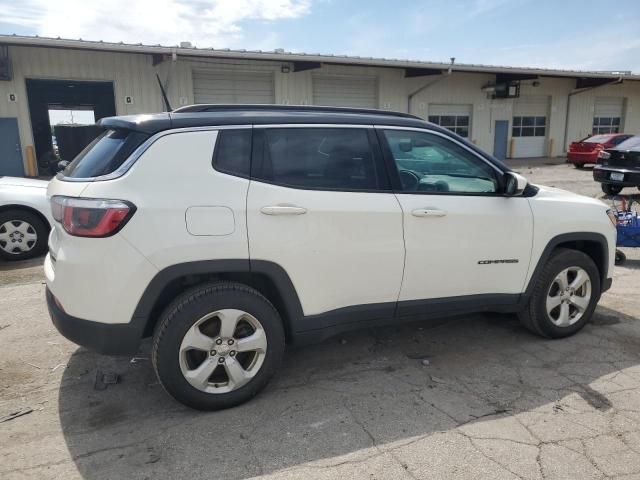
left=45, top=105, right=616, bottom=410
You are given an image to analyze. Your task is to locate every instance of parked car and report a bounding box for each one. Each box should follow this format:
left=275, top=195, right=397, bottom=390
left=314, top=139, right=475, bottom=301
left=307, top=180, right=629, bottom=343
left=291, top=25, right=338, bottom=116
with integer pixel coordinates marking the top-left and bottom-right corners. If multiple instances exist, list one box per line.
left=45, top=105, right=616, bottom=410
left=0, top=176, right=52, bottom=261
left=567, top=133, right=633, bottom=168
left=594, top=135, right=640, bottom=195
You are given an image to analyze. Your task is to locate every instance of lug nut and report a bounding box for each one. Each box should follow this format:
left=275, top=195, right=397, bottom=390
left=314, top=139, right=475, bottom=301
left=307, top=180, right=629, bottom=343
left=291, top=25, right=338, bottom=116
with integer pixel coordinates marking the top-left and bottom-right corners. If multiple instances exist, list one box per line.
left=227, top=339, right=234, bottom=345
left=218, top=357, right=225, bottom=364
left=229, top=351, right=236, bottom=357
left=210, top=350, right=217, bottom=356
left=215, top=339, right=223, bottom=345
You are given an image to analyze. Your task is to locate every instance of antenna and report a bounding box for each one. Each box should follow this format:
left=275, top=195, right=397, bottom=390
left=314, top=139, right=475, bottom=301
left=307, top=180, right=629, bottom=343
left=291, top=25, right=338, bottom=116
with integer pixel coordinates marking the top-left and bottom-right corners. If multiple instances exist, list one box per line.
left=156, top=73, right=172, bottom=112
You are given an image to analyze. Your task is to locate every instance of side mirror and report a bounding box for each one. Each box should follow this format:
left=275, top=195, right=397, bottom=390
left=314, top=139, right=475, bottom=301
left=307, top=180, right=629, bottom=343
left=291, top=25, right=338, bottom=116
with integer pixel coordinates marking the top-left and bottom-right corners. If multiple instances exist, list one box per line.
left=504, top=171, right=528, bottom=196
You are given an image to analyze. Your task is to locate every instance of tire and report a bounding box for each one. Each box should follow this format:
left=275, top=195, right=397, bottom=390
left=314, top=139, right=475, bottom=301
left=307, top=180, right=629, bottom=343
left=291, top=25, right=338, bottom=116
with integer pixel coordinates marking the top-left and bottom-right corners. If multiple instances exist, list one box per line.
left=152, top=282, right=285, bottom=410
left=0, top=209, right=49, bottom=261
left=601, top=184, right=623, bottom=195
left=518, top=248, right=600, bottom=339
left=573, top=163, right=584, bottom=169
left=615, top=249, right=626, bottom=265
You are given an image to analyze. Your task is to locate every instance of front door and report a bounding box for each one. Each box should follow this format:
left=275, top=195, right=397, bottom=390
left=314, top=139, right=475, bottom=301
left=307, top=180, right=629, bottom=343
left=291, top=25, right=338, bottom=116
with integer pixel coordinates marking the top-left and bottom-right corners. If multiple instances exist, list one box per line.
left=494, top=120, right=509, bottom=160
left=379, top=127, right=533, bottom=308
left=247, top=126, right=405, bottom=320
left=0, top=118, right=24, bottom=176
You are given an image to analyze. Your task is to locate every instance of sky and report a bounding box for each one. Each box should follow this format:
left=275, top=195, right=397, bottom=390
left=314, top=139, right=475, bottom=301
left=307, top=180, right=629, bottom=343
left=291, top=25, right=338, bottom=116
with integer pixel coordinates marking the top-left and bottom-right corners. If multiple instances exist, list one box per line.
left=1, top=0, right=639, bottom=72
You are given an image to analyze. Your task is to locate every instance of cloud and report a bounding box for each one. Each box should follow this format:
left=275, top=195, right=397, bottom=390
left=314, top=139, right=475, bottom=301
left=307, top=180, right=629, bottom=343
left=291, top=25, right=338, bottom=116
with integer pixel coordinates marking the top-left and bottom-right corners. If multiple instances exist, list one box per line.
left=0, top=0, right=312, bottom=48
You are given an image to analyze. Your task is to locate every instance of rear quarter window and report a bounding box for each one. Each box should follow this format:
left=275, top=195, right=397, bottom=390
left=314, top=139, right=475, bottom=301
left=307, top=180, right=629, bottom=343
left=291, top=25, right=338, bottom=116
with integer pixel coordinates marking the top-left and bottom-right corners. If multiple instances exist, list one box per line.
left=62, top=129, right=149, bottom=179
left=212, top=129, right=252, bottom=178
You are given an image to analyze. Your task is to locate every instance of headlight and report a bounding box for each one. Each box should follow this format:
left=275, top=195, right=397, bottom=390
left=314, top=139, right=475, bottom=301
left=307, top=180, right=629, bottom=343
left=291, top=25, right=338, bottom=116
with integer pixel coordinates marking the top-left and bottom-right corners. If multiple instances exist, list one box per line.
left=598, top=150, right=611, bottom=160
left=606, top=209, right=617, bottom=227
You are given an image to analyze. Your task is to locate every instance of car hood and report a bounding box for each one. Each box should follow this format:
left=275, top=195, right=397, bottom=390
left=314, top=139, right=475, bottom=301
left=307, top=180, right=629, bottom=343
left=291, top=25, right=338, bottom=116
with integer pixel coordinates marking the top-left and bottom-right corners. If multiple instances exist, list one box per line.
left=0, top=176, right=50, bottom=189
left=532, top=183, right=607, bottom=208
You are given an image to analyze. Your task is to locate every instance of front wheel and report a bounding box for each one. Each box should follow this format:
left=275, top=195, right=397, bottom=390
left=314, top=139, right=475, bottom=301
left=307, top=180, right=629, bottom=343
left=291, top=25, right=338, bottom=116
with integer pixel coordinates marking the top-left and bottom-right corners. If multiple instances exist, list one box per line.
left=602, top=183, right=623, bottom=195
left=519, top=248, right=600, bottom=338
left=152, top=282, right=285, bottom=410
left=573, top=163, right=584, bottom=169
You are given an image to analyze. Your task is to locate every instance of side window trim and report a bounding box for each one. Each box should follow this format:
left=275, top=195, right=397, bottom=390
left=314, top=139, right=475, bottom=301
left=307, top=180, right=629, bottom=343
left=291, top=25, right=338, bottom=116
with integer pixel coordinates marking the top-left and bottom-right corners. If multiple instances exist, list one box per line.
left=250, top=124, right=393, bottom=193
left=375, top=126, right=507, bottom=196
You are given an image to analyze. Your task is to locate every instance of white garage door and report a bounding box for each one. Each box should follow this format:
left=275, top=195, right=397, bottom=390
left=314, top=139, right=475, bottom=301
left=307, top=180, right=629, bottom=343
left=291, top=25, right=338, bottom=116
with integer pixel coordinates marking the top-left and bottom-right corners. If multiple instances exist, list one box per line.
left=312, top=76, right=378, bottom=108
left=512, top=95, right=550, bottom=158
left=428, top=104, right=472, bottom=138
left=193, top=70, right=275, bottom=104
left=593, top=97, right=624, bottom=134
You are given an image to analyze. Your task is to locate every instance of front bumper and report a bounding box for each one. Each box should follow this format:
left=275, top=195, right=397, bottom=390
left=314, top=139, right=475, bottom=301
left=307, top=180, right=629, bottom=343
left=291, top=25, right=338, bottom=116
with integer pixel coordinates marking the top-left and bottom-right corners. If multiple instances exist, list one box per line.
left=46, top=288, right=144, bottom=355
left=594, top=166, right=640, bottom=186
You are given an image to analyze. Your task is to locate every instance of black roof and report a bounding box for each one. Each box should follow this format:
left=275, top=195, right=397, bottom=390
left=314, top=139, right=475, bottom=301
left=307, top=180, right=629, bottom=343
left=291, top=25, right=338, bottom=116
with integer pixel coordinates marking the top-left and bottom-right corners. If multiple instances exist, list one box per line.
left=98, top=104, right=429, bottom=135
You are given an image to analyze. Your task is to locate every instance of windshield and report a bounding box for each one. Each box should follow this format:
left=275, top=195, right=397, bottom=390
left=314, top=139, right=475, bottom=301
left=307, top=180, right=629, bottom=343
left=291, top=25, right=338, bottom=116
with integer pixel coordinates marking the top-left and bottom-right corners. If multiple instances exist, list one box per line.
left=62, top=129, right=149, bottom=178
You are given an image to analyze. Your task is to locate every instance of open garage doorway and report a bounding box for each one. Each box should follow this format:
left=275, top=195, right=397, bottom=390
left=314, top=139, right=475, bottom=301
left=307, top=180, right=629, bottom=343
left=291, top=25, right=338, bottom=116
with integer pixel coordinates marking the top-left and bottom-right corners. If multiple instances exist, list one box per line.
left=26, top=79, right=116, bottom=175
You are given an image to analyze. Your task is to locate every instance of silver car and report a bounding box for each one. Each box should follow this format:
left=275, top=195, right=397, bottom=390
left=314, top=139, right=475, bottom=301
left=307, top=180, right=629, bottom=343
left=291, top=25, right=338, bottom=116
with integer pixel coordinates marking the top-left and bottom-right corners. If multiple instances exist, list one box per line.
left=0, top=176, right=51, bottom=261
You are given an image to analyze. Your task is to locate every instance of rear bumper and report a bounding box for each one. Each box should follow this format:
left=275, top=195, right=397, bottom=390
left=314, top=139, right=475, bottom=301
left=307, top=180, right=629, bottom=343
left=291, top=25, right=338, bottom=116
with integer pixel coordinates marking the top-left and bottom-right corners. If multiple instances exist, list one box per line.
left=593, top=166, right=640, bottom=186
left=46, top=288, right=144, bottom=355
left=567, top=152, right=598, bottom=164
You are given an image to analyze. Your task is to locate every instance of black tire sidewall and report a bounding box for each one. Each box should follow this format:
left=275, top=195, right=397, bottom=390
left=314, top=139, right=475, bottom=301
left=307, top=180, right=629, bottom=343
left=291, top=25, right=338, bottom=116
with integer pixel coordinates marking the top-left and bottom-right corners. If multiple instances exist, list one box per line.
left=602, top=184, right=622, bottom=195
left=152, top=283, right=285, bottom=410
left=0, top=210, right=49, bottom=261
left=532, top=250, right=601, bottom=338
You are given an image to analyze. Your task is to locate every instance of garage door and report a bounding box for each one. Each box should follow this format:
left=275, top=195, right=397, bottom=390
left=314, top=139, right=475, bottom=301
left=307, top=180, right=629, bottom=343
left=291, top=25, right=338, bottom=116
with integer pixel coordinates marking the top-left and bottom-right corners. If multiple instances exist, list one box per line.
left=512, top=95, right=549, bottom=158
left=593, top=97, right=624, bottom=134
left=193, top=70, right=275, bottom=104
left=312, top=76, right=378, bottom=108
left=428, top=104, right=472, bottom=138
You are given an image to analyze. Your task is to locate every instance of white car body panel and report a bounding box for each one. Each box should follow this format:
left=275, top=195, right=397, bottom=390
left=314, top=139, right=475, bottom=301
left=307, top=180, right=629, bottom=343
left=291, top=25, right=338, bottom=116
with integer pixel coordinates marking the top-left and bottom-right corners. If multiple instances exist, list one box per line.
left=395, top=194, right=534, bottom=300
left=0, top=176, right=52, bottom=226
left=247, top=181, right=405, bottom=316
left=47, top=130, right=251, bottom=324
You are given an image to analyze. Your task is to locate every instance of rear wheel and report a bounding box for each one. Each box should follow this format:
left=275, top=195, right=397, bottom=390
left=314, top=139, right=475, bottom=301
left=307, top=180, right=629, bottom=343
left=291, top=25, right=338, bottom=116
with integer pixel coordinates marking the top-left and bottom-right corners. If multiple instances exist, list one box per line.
left=602, top=184, right=623, bottom=195
left=0, top=210, right=49, bottom=261
left=519, top=248, right=600, bottom=338
left=152, top=282, right=285, bottom=410
left=573, top=163, right=584, bottom=169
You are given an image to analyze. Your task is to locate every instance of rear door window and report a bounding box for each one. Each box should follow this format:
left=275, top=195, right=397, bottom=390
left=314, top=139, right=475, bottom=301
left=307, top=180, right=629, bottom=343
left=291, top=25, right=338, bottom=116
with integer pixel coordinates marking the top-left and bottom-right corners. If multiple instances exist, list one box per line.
left=252, top=128, right=387, bottom=191
left=62, top=129, right=149, bottom=178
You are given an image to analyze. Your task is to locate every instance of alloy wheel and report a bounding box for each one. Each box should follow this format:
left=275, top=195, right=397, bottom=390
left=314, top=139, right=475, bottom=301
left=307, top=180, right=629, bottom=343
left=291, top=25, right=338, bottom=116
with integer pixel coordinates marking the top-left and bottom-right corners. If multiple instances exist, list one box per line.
left=546, top=266, right=592, bottom=327
left=178, top=309, right=267, bottom=394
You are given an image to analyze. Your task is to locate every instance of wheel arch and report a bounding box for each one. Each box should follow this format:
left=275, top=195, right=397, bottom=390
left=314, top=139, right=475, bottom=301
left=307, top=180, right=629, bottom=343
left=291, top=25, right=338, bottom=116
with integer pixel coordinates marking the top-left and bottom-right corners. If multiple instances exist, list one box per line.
left=133, top=260, right=304, bottom=344
left=0, top=204, right=51, bottom=230
left=525, top=232, right=609, bottom=298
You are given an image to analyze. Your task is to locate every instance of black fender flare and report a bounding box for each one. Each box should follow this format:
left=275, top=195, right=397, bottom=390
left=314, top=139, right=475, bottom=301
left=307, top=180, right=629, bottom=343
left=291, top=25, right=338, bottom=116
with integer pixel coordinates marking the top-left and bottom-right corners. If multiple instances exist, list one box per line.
left=130, top=259, right=304, bottom=337
left=522, top=232, right=610, bottom=300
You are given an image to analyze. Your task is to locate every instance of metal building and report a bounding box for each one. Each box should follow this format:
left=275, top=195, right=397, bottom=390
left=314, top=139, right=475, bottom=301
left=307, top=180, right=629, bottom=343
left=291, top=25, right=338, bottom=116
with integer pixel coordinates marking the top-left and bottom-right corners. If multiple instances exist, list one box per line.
left=0, top=34, right=639, bottom=176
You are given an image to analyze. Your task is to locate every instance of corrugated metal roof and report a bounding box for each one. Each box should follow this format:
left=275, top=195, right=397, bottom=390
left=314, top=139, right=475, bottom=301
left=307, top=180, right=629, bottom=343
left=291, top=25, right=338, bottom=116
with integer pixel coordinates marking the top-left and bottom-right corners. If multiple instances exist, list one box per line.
left=1, top=33, right=638, bottom=80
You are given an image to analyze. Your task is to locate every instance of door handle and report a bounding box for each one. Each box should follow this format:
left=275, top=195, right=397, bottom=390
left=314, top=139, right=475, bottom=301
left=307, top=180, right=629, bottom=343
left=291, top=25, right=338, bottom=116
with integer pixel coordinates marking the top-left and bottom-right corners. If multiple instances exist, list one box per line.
left=260, top=205, right=307, bottom=216
left=411, top=208, right=447, bottom=217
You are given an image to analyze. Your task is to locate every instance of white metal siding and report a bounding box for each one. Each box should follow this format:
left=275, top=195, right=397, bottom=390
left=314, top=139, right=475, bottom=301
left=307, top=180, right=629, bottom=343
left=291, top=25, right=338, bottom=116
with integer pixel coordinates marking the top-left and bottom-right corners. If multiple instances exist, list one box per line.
left=312, top=75, right=378, bottom=108
left=594, top=97, right=624, bottom=117
left=429, top=104, right=472, bottom=116
left=193, top=70, right=275, bottom=104
left=512, top=95, right=549, bottom=158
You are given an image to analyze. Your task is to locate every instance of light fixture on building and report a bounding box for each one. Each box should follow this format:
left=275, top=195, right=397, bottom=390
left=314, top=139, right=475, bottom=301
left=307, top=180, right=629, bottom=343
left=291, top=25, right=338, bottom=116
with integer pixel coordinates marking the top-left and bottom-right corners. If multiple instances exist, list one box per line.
left=281, top=65, right=291, bottom=73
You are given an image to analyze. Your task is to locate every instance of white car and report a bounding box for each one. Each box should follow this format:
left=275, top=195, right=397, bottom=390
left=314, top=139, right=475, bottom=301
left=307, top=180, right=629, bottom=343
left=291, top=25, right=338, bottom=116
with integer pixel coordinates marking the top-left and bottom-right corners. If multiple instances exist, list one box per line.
left=0, top=176, right=52, bottom=260
left=45, top=105, right=616, bottom=410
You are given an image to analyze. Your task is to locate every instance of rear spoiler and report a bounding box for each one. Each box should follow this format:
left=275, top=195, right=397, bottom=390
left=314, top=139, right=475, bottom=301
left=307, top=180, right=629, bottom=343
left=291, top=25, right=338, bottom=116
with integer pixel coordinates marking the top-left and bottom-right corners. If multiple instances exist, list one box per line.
left=97, top=114, right=172, bottom=135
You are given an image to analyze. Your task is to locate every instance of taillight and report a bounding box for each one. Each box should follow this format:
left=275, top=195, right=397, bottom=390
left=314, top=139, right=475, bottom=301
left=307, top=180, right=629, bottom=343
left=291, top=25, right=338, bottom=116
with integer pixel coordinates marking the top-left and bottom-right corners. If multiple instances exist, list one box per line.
left=51, top=196, right=135, bottom=237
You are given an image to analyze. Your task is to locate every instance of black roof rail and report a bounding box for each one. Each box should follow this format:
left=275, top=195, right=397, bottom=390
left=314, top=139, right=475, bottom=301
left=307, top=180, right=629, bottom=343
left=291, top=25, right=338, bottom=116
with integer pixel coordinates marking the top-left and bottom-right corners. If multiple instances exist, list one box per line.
left=172, top=103, right=421, bottom=120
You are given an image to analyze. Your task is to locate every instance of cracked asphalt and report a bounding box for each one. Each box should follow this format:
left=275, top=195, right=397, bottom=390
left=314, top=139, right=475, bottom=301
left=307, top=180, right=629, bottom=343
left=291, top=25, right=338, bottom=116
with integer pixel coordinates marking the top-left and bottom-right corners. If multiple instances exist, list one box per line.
left=2, top=160, right=640, bottom=480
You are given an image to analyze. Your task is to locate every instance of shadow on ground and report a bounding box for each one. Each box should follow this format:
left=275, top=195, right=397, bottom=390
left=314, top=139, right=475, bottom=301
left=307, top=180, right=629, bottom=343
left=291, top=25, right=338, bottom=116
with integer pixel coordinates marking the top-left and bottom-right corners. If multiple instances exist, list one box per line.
left=58, top=306, right=640, bottom=479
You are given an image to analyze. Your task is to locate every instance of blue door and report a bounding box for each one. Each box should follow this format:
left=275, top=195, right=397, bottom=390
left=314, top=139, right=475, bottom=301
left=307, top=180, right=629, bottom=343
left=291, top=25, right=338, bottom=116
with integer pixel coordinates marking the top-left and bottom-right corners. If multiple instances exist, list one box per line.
left=0, top=118, right=24, bottom=176
left=493, top=120, right=509, bottom=160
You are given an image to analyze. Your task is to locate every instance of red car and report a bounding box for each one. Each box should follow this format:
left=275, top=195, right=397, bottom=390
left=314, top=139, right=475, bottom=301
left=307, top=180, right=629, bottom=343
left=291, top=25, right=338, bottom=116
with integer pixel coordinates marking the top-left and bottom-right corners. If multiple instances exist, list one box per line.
left=568, top=133, right=633, bottom=168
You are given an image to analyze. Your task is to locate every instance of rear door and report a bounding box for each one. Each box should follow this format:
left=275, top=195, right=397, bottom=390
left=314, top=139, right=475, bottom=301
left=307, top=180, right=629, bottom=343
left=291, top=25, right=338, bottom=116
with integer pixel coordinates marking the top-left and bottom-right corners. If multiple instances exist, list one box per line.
left=379, top=127, right=533, bottom=311
left=246, top=125, right=404, bottom=321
